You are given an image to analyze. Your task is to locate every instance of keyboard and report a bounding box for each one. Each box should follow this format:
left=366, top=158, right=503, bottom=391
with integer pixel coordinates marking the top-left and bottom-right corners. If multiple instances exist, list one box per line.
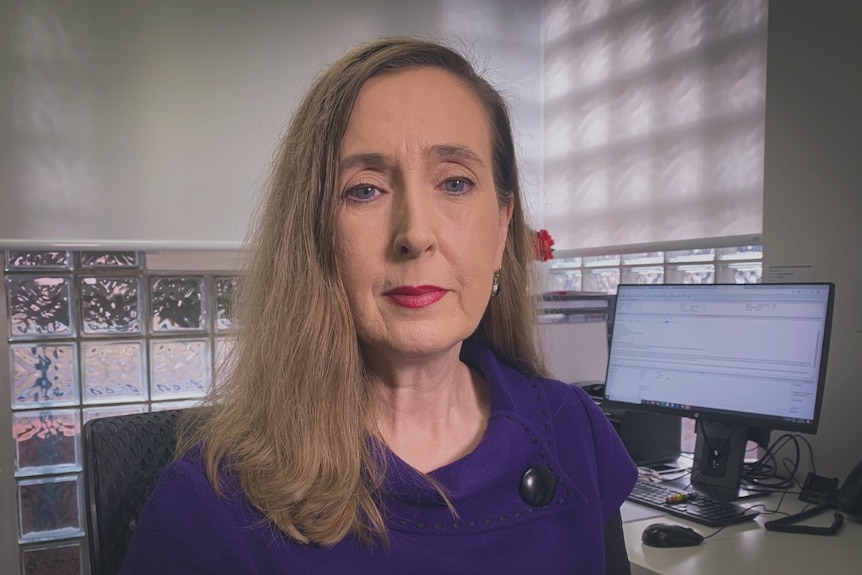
left=627, top=479, right=760, bottom=527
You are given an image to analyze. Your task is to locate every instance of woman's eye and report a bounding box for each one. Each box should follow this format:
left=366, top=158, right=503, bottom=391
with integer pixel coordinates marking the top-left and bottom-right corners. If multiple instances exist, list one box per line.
left=442, top=177, right=475, bottom=195
left=345, top=185, right=379, bottom=202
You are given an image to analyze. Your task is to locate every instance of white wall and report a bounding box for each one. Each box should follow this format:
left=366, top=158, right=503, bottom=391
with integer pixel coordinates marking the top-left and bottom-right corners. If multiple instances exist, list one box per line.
left=0, top=0, right=543, bottom=249
left=763, top=1, right=862, bottom=481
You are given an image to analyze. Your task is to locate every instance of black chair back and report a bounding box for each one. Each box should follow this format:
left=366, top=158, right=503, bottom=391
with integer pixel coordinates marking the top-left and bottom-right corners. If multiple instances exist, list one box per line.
left=83, top=410, right=184, bottom=575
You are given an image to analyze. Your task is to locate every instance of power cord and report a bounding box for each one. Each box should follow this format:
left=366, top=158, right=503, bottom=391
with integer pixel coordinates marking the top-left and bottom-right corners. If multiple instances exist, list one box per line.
left=742, top=433, right=816, bottom=492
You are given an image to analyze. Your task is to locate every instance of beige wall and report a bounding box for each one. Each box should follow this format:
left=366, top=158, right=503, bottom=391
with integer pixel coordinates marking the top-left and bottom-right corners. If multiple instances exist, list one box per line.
left=762, top=1, right=862, bottom=480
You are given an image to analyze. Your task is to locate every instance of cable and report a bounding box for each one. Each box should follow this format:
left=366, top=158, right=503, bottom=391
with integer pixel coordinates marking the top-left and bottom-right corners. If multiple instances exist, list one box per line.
left=701, top=486, right=798, bottom=540
left=742, top=432, right=815, bottom=492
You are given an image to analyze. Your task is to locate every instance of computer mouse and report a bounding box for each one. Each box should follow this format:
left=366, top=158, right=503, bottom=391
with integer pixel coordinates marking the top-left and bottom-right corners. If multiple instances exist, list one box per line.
left=641, top=523, right=704, bottom=548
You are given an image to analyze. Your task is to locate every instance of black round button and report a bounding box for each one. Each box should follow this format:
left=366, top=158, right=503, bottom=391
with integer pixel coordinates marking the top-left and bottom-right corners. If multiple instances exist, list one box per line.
left=519, top=465, right=556, bottom=507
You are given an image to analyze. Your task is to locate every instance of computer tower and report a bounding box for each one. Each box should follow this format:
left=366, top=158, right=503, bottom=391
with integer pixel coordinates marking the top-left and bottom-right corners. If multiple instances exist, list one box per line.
left=601, top=403, right=681, bottom=466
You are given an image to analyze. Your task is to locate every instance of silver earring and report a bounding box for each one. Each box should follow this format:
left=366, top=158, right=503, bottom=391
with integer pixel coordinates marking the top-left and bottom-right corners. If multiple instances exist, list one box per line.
left=491, top=269, right=501, bottom=297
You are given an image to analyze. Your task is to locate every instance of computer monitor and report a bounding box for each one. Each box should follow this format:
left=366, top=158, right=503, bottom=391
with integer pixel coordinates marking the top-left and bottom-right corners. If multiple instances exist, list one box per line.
left=603, top=283, right=835, bottom=500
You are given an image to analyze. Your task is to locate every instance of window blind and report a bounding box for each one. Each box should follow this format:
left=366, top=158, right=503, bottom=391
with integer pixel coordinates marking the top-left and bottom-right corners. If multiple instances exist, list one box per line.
left=543, top=0, right=768, bottom=254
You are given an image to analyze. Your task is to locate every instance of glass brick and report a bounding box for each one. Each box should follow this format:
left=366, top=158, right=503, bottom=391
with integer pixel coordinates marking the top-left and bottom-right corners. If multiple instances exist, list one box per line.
left=667, top=264, right=715, bottom=284
left=81, top=341, right=147, bottom=404
left=83, top=403, right=147, bottom=424
left=150, top=399, right=201, bottom=411
left=5, top=251, right=71, bottom=271
left=546, top=269, right=582, bottom=292
left=78, top=251, right=139, bottom=268
left=621, top=252, right=665, bottom=265
left=583, top=254, right=621, bottom=268
left=149, top=276, right=207, bottom=332
left=214, top=275, right=237, bottom=332
left=547, top=256, right=582, bottom=270
left=214, top=336, right=236, bottom=381
left=666, top=248, right=715, bottom=263
left=18, top=475, right=84, bottom=543
left=622, top=266, right=665, bottom=285
left=716, top=245, right=763, bottom=261
left=11, top=343, right=79, bottom=409
left=79, top=276, right=142, bottom=335
left=6, top=276, right=74, bottom=339
left=717, top=261, right=762, bottom=284
left=583, top=267, right=620, bottom=294
left=14, top=410, right=81, bottom=476
left=150, top=338, right=211, bottom=400
left=20, top=541, right=83, bottom=575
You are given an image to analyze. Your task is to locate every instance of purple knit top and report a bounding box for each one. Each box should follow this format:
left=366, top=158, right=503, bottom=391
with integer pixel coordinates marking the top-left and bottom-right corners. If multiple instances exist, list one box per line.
left=121, top=340, right=637, bottom=574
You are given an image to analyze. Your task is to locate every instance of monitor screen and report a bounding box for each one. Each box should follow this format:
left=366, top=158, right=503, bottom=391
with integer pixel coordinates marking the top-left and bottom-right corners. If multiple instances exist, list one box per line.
left=603, top=283, right=834, bottom=434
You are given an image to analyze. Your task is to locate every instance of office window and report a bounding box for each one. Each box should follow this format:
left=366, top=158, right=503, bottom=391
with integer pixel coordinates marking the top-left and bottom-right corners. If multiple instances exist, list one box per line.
left=546, top=243, right=763, bottom=294
left=543, top=0, right=768, bottom=253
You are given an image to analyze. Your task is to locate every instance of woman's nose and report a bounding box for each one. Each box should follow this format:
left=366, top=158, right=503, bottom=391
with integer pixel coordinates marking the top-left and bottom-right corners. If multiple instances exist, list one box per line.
left=391, top=185, right=438, bottom=258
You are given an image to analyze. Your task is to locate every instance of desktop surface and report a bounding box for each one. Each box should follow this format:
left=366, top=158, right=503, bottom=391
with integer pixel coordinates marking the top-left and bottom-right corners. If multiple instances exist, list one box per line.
left=622, top=493, right=861, bottom=575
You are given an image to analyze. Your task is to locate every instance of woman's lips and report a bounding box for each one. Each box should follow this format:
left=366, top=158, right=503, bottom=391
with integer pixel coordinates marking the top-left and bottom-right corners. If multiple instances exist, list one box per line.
left=383, top=285, right=447, bottom=309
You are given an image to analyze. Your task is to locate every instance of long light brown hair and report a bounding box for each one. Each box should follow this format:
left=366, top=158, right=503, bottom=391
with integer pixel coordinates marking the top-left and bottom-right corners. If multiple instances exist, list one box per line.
left=178, top=37, right=548, bottom=546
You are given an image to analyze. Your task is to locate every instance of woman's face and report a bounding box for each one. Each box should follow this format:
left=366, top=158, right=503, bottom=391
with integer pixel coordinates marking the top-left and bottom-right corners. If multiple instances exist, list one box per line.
left=335, top=67, right=512, bottom=364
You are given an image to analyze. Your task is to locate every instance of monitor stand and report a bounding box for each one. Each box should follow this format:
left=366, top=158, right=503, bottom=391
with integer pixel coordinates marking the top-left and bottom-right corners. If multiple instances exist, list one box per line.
left=691, top=419, right=751, bottom=501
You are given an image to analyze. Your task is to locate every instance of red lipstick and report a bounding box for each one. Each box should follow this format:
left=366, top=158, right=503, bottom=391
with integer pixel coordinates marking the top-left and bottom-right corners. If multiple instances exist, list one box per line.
left=383, top=285, right=447, bottom=309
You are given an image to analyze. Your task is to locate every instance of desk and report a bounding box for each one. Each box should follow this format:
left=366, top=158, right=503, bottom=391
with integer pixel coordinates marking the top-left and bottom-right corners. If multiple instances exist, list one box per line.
left=621, top=494, right=862, bottom=574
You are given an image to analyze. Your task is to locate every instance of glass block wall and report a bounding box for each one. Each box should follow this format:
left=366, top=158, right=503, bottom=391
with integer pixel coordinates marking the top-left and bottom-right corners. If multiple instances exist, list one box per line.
left=3, top=250, right=236, bottom=575
left=545, top=244, right=763, bottom=294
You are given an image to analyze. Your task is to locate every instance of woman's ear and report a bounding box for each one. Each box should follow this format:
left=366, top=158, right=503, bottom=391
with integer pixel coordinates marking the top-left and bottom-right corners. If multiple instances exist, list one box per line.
left=495, top=198, right=514, bottom=267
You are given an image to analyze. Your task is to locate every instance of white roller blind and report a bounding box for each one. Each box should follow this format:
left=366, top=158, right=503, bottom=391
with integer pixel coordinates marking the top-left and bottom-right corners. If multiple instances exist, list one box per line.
left=0, top=0, right=543, bottom=249
left=543, top=0, right=768, bottom=253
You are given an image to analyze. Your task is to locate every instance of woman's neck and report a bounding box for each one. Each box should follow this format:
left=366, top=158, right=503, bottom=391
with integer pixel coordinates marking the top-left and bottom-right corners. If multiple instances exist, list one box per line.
left=368, top=346, right=490, bottom=473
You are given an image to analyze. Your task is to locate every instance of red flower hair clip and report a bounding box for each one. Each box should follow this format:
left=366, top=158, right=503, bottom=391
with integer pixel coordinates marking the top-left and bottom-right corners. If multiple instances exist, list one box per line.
left=532, top=228, right=555, bottom=262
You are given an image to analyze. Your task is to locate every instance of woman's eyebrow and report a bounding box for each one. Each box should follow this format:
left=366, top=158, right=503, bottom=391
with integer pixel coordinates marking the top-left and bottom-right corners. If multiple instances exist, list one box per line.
left=339, top=152, right=392, bottom=175
left=339, top=144, right=485, bottom=175
left=427, top=144, right=486, bottom=167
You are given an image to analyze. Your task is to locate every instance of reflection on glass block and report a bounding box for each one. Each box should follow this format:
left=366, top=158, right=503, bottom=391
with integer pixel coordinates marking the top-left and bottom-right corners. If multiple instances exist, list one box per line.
left=7, top=276, right=74, bottom=339
left=151, top=399, right=201, bottom=412
left=214, top=337, right=236, bottom=381
left=79, top=251, right=139, bottom=268
left=18, top=475, right=84, bottom=542
left=547, top=269, right=582, bottom=292
left=150, top=276, right=206, bottom=332
left=215, top=275, right=237, bottom=331
left=11, top=344, right=79, bottom=409
left=14, top=410, right=81, bottom=476
left=583, top=268, right=620, bottom=294
left=82, top=341, right=147, bottom=404
left=666, top=249, right=715, bottom=263
left=718, top=262, right=762, bottom=284
left=20, top=541, right=83, bottom=575
left=716, top=245, right=763, bottom=261
left=622, top=252, right=665, bottom=265
left=584, top=255, right=621, bottom=268
left=5, top=251, right=71, bottom=270
left=83, top=404, right=147, bottom=424
left=79, top=277, right=141, bottom=335
left=150, top=339, right=211, bottom=400
left=667, top=264, right=715, bottom=284
left=622, top=266, right=665, bottom=285
left=548, top=256, right=582, bottom=270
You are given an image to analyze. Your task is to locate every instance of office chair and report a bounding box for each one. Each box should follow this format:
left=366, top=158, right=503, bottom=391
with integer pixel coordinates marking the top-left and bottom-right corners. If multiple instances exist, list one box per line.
left=83, top=409, right=185, bottom=575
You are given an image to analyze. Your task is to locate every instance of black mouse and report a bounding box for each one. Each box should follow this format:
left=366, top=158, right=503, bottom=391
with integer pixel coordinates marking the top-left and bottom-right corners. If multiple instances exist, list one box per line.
left=641, top=523, right=704, bottom=548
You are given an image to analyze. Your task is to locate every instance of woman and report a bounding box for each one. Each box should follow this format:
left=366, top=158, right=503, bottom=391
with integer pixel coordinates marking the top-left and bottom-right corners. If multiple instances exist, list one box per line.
left=121, top=37, right=637, bottom=574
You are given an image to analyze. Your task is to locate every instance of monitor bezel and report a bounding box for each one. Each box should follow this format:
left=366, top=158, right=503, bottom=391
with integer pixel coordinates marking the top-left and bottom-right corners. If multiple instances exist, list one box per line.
left=601, top=282, right=835, bottom=435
